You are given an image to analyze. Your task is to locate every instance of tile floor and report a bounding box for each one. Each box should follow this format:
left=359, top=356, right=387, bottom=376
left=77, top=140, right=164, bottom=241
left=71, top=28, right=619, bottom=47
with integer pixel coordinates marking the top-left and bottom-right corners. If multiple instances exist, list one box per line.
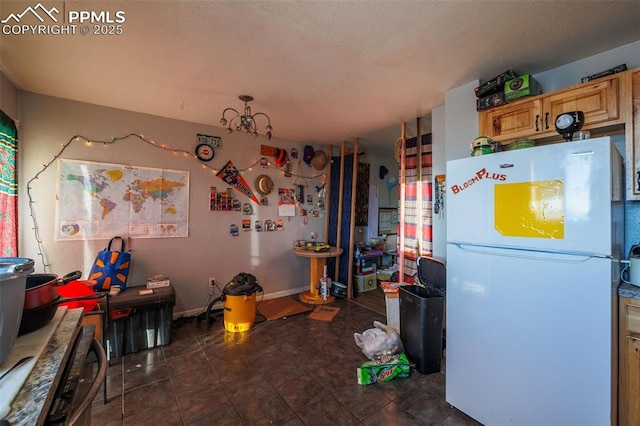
left=90, top=296, right=480, bottom=425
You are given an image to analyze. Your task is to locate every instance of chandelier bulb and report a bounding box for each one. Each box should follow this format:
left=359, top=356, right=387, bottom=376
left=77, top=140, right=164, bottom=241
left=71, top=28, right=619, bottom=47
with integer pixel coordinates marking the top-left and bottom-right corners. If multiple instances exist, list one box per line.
left=252, top=132, right=258, bottom=138
left=220, top=118, right=228, bottom=126
left=266, top=125, right=273, bottom=132
left=226, top=128, right=233, bottom=135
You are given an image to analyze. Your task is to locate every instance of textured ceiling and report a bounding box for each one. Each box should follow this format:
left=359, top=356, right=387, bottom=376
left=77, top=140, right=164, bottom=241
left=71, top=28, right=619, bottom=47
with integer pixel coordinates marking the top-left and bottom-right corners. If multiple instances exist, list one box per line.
left=1, top=1, right=640, bottom=152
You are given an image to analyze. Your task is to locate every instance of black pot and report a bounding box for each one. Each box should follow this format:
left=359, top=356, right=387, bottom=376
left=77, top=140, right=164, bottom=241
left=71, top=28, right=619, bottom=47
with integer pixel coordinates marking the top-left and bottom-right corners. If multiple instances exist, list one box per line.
left=19, top=293, right=103, bottom=336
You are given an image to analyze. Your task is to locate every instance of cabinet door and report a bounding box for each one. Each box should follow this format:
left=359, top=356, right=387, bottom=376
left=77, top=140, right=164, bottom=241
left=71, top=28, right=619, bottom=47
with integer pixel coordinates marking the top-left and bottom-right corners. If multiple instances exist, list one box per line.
left=620, top=297, right=640, bottom=426
left=478, top=99, right=542, bottom=142
left=542, top=76, right=620, bottom=135
left=627, top=336, right=640, bottom=426
left=628, top=69, right=640, bottom=200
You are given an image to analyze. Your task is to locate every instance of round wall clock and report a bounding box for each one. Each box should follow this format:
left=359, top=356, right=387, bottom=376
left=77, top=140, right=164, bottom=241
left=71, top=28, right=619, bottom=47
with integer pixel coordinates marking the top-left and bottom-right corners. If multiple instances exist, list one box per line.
left=195, top=143, right=214, bottom=161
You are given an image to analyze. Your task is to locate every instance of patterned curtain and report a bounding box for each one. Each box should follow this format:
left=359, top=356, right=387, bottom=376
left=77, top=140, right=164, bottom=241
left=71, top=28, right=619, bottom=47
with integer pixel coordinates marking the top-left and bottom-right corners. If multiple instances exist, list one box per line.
left=0, top=110, right=18, bottom=256
left=354, top=162, right=369, bottom=226
left=401, top=133, right=433, bottom=281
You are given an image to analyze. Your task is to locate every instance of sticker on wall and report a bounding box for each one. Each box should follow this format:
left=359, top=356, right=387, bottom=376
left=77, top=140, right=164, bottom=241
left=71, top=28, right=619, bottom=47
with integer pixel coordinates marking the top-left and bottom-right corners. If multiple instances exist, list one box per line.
left=230, top=224, right=239, bottom=236
left=255, top=220, right=262, bottom=232
left=242, top=219, right=251, bottom=231
left=210, top=187, right=233, bottom=211
left=434, top=174, right=446, bottom=217
left=494, top=180, right=564, bottom=239
left=296, top=185, right=304, bottom=204
left=264, top=220, right=275, bottom=231
left=197, top=133, right=222, bottom=148
left=276, top=219, right=284, bottom=231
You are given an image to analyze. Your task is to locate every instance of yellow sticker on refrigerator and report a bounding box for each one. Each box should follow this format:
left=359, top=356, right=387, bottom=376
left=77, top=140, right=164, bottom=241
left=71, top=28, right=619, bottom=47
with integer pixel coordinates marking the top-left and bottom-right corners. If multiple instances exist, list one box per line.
left=494, top=180, right=564, bottom=239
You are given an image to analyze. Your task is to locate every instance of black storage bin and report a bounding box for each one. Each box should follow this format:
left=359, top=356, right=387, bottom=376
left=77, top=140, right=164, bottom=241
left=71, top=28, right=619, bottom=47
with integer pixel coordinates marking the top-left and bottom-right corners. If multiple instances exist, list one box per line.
left=107, top=285, right=175, bottom=359
left=399, top=285, right=444, bottom=374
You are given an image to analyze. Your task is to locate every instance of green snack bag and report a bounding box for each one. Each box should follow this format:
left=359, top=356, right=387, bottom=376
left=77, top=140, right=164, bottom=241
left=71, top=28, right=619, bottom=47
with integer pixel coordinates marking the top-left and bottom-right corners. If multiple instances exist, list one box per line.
left=357, top=353, right=410, bottom=385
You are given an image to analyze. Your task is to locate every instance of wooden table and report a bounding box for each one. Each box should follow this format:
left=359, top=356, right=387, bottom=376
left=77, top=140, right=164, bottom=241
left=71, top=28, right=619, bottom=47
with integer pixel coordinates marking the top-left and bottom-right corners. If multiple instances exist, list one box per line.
left=293, top=246, right=343, bottom=305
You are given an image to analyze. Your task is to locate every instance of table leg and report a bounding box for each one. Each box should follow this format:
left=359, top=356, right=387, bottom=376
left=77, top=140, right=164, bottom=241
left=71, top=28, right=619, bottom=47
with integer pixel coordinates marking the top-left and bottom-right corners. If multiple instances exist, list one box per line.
left=299, top=257, right=335, bottom=304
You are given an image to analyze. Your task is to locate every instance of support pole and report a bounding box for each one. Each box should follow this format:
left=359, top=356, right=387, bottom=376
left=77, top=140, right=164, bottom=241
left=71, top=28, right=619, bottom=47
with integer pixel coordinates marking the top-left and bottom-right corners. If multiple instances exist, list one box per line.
left=347, top=137, right=358, bottom=299
left=416, top=116, right=423, bottom=256
left=335, top=141, right=346, bottom=283
left=324, top=145, right=333, bottom=246
left=398, top=122, right=406, bottom=281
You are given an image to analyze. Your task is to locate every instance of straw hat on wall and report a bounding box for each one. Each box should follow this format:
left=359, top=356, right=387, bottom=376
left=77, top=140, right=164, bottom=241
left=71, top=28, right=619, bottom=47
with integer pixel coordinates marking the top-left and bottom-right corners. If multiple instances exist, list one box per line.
left=255, top=174, right=274, bottom=195
left=311, top=150, right=328, bottom=170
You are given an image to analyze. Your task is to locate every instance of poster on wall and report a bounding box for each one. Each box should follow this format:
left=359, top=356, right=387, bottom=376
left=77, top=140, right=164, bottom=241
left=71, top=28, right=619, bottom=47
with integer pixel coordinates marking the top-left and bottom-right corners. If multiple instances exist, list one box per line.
left=378, top=208, right=398, bottom=235
left=278, top=188, right=295, bottom=216
left=56, top=159, right=189, bottom=240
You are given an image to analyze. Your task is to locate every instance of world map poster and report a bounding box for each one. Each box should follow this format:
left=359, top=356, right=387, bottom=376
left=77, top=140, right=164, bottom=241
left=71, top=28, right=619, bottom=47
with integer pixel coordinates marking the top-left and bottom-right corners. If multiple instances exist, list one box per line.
left=56, top=159, right=189, bottom=240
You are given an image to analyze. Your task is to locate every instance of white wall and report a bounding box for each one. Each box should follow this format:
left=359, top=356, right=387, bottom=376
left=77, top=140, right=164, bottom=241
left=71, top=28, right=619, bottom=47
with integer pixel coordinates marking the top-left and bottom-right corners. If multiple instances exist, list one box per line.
left=363, top=152, right=399, bottom=209
left=352, top=149, right=401, bottom=246
left=17, top=93, right=325, bottom=314
left=1, top=72, right=19, bottom=121
left=444, top=80, right=480, bottom=162
left=431, top=104, right=446, bottom=260
left=534, top=41, right=640, bottom=93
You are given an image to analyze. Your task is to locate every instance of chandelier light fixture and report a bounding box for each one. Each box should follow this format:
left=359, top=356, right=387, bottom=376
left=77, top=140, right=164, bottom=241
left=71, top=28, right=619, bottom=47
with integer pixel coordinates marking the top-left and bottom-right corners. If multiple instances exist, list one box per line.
left=219, top=95, right=273, bottom=140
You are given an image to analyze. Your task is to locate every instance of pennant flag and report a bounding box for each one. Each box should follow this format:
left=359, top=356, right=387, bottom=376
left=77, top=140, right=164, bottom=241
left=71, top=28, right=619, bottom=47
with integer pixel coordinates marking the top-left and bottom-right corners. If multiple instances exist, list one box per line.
left=216, top=161, right=260, bottom=204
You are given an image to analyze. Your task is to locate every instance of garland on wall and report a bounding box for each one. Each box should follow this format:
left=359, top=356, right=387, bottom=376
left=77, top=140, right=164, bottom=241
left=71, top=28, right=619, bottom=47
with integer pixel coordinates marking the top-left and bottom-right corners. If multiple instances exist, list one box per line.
left=27, top=133, right=326, bottom=271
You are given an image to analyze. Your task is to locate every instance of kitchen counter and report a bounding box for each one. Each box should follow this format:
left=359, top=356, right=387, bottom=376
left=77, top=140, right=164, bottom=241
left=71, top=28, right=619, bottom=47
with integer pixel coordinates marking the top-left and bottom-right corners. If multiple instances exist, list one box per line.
left=619, top=283, right=640, bottom=299
left=5, top=308, right=83, bottom=425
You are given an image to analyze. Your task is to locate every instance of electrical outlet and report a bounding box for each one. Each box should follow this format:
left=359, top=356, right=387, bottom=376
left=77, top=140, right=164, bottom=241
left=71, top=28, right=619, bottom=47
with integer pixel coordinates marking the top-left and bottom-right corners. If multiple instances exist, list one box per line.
left=208, top=277, right=216, bottom=296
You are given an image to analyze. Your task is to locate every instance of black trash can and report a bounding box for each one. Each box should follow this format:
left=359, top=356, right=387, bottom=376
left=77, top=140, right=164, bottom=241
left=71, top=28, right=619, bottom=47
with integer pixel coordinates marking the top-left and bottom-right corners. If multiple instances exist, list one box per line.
left=399, top=257, right=446, bottom=374
left=399, top=285, right=444, bottom=374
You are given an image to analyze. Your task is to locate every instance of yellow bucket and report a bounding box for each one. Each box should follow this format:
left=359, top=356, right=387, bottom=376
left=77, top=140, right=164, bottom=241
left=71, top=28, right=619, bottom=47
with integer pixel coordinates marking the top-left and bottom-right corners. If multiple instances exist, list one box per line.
left=223, top=293, right=257, bottom=332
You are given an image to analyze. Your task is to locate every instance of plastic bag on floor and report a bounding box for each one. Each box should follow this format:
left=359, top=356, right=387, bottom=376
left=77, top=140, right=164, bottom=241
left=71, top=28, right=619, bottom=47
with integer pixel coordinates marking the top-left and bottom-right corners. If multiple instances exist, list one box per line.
left=354, top=320, right=404, bottom=360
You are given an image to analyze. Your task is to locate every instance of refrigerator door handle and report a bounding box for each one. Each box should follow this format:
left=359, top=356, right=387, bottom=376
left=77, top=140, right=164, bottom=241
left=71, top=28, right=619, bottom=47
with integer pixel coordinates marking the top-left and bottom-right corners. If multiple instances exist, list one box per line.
left=454, top=243, right=598, bottom=263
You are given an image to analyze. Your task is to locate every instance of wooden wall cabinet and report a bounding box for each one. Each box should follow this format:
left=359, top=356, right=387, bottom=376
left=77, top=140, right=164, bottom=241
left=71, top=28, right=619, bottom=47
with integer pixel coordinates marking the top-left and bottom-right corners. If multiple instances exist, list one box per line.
left=542, top=77, right=620, bottom=132
left=479, top=99, right=542, bottom=141
left=479, top=68, right=640, bottom=200
left=479, top=74, right=623, bottom=144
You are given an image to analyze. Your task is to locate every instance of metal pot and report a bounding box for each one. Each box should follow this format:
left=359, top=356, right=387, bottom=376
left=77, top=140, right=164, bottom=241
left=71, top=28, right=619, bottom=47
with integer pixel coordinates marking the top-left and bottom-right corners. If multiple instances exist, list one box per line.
left=23, top=271, right=82, bottom=310
left=0, top=258, right=34, bottom=364
left=19, top=270, right=103, bottom=336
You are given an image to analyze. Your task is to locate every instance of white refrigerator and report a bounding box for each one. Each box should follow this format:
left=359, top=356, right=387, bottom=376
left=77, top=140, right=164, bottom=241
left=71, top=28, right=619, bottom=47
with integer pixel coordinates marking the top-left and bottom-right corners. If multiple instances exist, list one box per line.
left=445, top=137, right=623, bottom=425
